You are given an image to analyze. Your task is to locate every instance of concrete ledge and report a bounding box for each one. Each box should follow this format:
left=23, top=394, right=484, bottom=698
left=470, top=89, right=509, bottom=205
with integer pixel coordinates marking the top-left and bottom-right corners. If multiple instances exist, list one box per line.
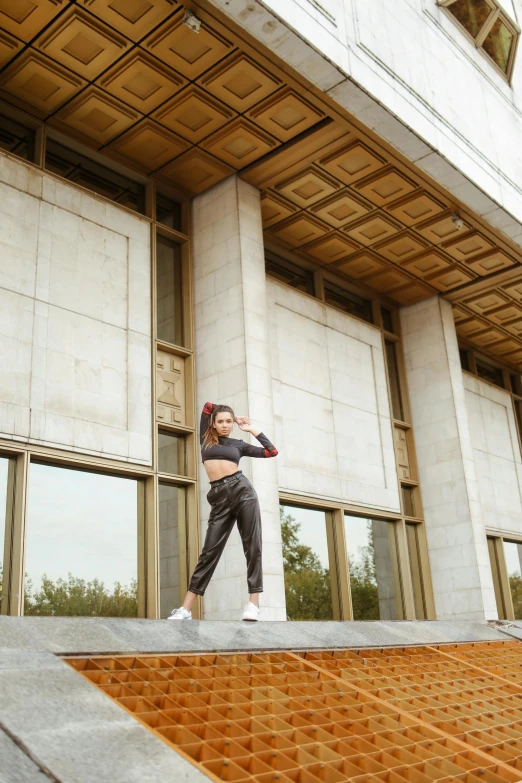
left=0, top=617, right=509, bottom=655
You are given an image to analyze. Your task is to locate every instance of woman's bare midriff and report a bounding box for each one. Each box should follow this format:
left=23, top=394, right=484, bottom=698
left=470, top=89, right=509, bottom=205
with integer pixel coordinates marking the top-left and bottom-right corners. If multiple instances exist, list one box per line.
left=203, top=459, right=239, bottom=482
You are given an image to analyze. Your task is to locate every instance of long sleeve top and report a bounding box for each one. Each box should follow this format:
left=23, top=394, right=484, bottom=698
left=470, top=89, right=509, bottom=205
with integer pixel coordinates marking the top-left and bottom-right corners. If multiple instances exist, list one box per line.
left=200, top=402, right=278, bottom=464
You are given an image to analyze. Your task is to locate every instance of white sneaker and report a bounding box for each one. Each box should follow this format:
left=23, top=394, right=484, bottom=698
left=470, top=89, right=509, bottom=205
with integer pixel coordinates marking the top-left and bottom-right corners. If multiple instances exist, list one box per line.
left=241, top=602, right=260, bottom=622
left=167, top=607, right=192, bottom=621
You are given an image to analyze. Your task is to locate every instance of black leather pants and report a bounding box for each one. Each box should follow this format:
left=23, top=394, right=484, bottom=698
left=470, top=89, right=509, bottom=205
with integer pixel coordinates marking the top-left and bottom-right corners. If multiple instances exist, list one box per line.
left=188, top=471, right=263, bottom=596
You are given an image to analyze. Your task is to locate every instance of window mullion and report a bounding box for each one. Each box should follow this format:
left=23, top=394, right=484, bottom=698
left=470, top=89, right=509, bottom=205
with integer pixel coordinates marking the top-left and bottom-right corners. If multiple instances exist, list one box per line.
left=476, top=6, right=500, bottom=46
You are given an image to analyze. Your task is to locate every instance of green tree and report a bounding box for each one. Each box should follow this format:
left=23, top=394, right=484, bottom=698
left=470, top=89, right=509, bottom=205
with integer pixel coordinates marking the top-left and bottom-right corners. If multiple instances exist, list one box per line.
left=509, top=573, right=522, bottom=620
left=280, top=507, right=333, bottom=620
left=0, top=562, right=137, bottom=617
left=347, top=522, right=380, bottom=620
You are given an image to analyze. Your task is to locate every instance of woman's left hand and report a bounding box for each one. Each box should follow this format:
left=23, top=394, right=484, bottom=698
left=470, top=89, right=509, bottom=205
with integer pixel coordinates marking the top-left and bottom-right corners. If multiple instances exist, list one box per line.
left=238, top=420, right=254, bottom=433
left=235, top=415, right=250, bottom=427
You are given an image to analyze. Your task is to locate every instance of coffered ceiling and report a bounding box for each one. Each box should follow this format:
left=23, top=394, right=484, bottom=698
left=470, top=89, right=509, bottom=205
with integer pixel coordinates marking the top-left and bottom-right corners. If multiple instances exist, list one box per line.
left=1, top=0, right=522, bottom=370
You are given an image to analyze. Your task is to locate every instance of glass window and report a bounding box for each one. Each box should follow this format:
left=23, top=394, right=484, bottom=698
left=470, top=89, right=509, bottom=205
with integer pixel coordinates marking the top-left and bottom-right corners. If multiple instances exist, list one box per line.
left=483, top=15, right=516, bottom=73
left=156, top=235, right=183, bottom=346
left=344, top=515, right=402, bottom=621
left=0, top=113, right=35, bottom=161
left=402, top=486, right=416, bottom=517
left=280, top=505, right=333, bottom=620
left=503, top=540, right=522, bottom=620
left=45, top=139, right=145, bottom=214
left=25, top=464, right=139, bottom=617
left=488, top=537, right=506, bottom=620
left=406, top=524, right=427, bottom=620
left=0, top=457, right=9, bottom=605
left=385, top=340, right=405, bottom=421
left=156, top=193, right=182, bottom=232
left=381, top=307, right=395, bottom=334
left=476, top=359, right=504, bottom=387
left=158, top=431, right=186, bottom=475
left=445, top=0, right=495, bottom=38
left=459, top=349, right=470, bottom=371
left=159, top=483, right=185, bottom=619
left=324, top=281, right=372, bottom=323
left=265, top=254, right=315, bottom=296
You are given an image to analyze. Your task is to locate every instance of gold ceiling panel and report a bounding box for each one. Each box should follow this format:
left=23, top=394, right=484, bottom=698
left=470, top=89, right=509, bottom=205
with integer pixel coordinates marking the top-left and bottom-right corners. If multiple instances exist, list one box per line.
left=200, top=117, right=278, bottom=169
left=319, top=140, right=386, bottom=186
left=310, top=189, right=372, bottom=229
left=502, top=278, right=522, bottom=303
left=53, top=86, right=140, bottom=146
left=0, top=0, right=64, bottom=42
left=275, top=165, right=340, bottom=209
left=470, top=328, right=507, bottom=348
left=354, top=166, right=418, bottom=207
left=344, top=212, right=400, bottom=247
left=442, top=230, right=495, bottom=262
left=453, top=306, right=471, bottom=323
left=79, top=0, right=178, bottom=41
left=152, top=84, right=234, bottom=143
left=466, top=249, right=515, bottom=276
left=36, top=7, right=129, bottom=80
left=157, top=147, right=234, bottom=194
left=198, top=51, right=281, bottom=112
left=98, top=50, right=187, bottom=114
left=0, top=29, right=22, bottom=69
left=426, top=265, right=476, bottom=292
left=247, top=86, right=324, bottom=142
left=267, top=213, right=329, bottom=247
left=260, top=192, right=297, bottom=227
left=299, top=232, right=360, bottom=265
left=385, top=189, right=447, bottom=226
left=392, top=281, right=436, bottom=305
left=373, top=230, right=429, bottom=264
left=465, top=291, right=510, bottom=316
left=495, top=338, right=522, bottom=356
left=486, top=302, right=522, bottom=327
left=504, top=319, right=522, bottom=338
left=108, top=118, right=190, bottom=171
left=364, top=266, right=417, bottom=294
left=144, top=12, right=232, bottom=79
left=0, top=49, right=85, bottom=116
left=456, top=317, right=490, bottom=339
left=415, top=211, right=471, bottom=244
left=403, top=249, right=453, bottom=279
left=334, top=249, right=388, bottom=279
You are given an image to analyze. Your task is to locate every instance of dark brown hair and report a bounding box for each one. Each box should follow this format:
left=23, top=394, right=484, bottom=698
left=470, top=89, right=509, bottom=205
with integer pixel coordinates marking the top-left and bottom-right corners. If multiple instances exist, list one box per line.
left=202, top=404, right=235, bottom=450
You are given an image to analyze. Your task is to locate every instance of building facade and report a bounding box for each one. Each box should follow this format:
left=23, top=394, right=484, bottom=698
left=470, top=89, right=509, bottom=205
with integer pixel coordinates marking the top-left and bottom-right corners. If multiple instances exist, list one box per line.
left=1, top=0, right=522, bottom=622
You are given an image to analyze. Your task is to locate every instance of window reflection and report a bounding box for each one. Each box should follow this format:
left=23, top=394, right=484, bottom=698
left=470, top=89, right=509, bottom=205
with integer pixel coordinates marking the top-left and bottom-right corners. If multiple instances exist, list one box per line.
left=483, top=16, right=515, bottom=73
left=447, top=0, right=494, bottom=38
left=0, top=458, right=9, bottom=605
left=503, top=540, right=522, bottom=620
left=406, top=524, right=427, bottom=620
left=158, top=431, right=186, bottom=475
left=0, top=113, right=35, bottom=161
left=344, top=515, right=402, bottom=621
left=159, top=483, right=185, bottom=619
left=156, top=235, right=183, bottom=346
left=280, top=505, right=333, bottom=620
left=25, top=464, right=139, bottom=617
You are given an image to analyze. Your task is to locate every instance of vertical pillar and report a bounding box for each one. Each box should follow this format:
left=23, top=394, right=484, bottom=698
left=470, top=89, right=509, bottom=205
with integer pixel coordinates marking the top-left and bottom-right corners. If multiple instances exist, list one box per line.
left=192, top=175, right=286, bottom=621
left=400, top=296, right=497, bottom=621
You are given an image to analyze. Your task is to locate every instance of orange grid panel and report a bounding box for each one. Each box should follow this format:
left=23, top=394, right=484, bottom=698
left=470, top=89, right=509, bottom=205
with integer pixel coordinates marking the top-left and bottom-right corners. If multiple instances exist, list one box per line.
left=65, top=643, right=522, bottom=783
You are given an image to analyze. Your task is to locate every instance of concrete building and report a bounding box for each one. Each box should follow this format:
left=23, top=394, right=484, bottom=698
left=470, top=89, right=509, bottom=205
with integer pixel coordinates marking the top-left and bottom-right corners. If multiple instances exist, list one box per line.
left=1, top=0, right=522, bottom=625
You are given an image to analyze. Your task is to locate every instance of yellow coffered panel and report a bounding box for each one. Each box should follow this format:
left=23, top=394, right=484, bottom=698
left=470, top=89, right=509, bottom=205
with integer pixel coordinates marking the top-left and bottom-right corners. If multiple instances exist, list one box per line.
left=502, top=278, right=522, bottom=303
left=53, top=86, right=140, bottom=146
left=470, top=328, right=506, bottom=348
left=344, top=213, right=401, bottom=247
left=425, top=265, right=476, bottom=292
left=465, top=291, right=510, bottom=316
left=467, top=249, right=515, bottom=275
left=456, top=317, right=490, bottom=339
left=201, top=117, right=278, bottom=169
left=247, top=86, right=324, bottom=142
left=334, top=250, right=388, bottom=279
left=157, top=147, right=234, bottom=194
left=36, top=7, right=129, bottom=79
left=385, top=190, right=447, bottom=225
left=108, top=118, right=190, bottom=171
left=152, top=84, right=234, bottom=143
left=268, top=213, right=329, bottom=247
left=373, top=231, right=429, bottom=264
left=0, top=50, right=85, bottom=116
left=0, top=30, right=23, bottom=69
left=198, top=51, right=281, bottom=112
left=362, top=266, right=415, bottom=293
left=392, top=281, right=435, bottom=305
left=79, top=0, right=178, bottom=41
left=441, top=230, right=495, bottom=262
left=0, top=0, right=64, bottom=41
left=260, top=192, right=297, bottom=227
left=487, top=302, right=522, bottom=327
left=319, top=140, right=386, bottom=186
left=403, top=249, right=453, bottom=278
left=354, top=166, right=418, bottom=207
left=300, top=232, right=360, bottom=265
left=98, top=50, right=187, bottom=114
left=275, top=166, right=341, bottom=209
left=144, top=12, right=232, bottom=79
left=310, top=190, right=372, bottom=229
left=415, top=211, right=471, bottom=244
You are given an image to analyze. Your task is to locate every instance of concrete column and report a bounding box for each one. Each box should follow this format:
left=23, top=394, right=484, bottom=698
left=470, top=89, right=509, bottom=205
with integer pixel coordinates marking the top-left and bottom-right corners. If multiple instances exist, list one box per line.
left=192, top=175, right=286, bottom=621
left=400, top=296, right=497, bottom=621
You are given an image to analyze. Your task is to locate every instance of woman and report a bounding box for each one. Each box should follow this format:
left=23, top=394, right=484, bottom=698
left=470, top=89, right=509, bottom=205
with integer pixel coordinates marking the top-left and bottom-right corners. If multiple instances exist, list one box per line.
left=168, top=402, right=278, bottom=622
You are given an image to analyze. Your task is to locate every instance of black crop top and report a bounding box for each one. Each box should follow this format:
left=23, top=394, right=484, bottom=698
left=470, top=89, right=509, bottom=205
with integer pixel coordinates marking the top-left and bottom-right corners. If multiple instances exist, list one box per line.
left=200, top=402, right=278, bottom=464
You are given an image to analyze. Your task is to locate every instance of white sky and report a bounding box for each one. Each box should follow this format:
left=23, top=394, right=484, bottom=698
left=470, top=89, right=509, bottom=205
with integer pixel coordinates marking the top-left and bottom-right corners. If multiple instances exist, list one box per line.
left=504, top=540, right=522, bottom=578
left=281, top=505, right=372, bottom=569
left=24, top=463, right=138, bottom=590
